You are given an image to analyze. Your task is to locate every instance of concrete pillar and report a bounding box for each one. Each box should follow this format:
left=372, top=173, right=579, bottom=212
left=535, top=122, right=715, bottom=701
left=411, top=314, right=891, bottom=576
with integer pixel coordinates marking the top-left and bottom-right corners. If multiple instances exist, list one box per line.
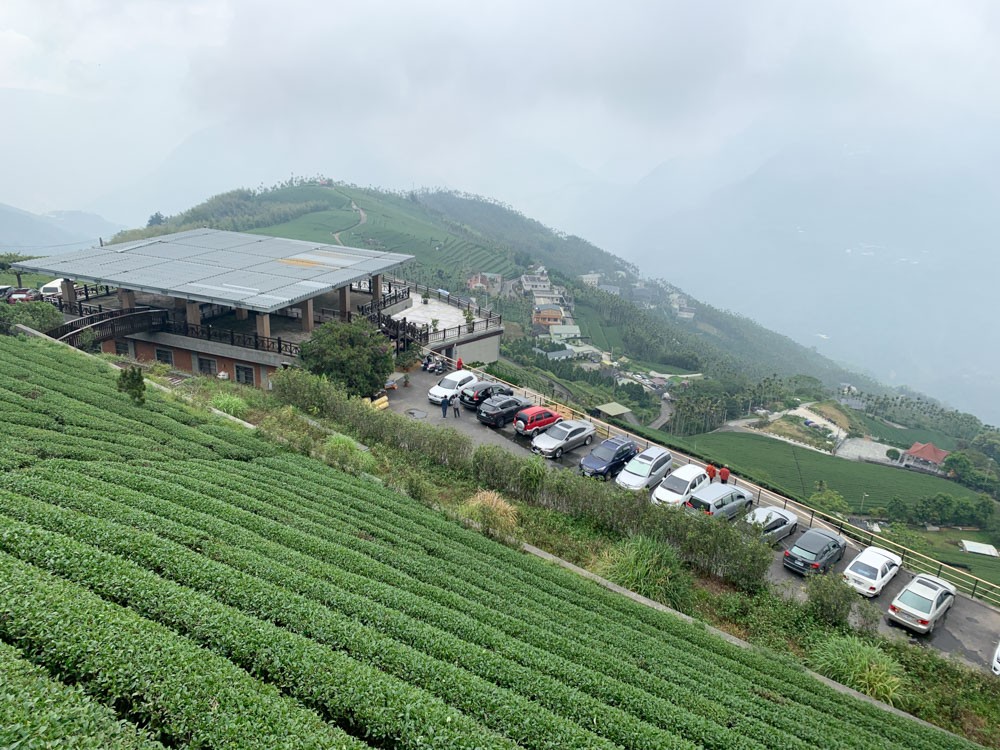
left=186, top=301, right=202, bottom=326
left=235, top=307, right=249, bottom=321
left=339, top=286, right=350, bottom=320
left=117, top=288, right=137, bottom=310
left=61, top=280, right=77, bottom=306
left=174, top=297, right=187, bottom=312
left=299, top=299, right=314, bottom=332
left=371, top=273, right=382, bottom=305
left=255, top=312, right=271, bottom=338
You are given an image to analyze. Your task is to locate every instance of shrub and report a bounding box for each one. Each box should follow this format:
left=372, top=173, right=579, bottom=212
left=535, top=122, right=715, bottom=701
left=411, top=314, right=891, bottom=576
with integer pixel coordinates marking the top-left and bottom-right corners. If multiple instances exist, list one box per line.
left=595, top=536, right=693, bottom=613
left=886, top=448, right=901, bottom=461
left=461, top=490, right=519, bottom=541
left=211, top=393, right=249, bottom=420
left=810, top=635, right=906, bottom=706
left=115, top=366, right=146, bottom=405
left=805, top=571, right=856, bottom=627
left=321, top=434, right=376, bottom=476
left=257, top=405, right=325, bottom=455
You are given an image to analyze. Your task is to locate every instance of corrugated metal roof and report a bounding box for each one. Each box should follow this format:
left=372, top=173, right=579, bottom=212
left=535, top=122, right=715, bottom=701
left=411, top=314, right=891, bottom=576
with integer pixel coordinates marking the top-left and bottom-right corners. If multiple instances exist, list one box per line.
left=11, top=228, right=413, bottom=313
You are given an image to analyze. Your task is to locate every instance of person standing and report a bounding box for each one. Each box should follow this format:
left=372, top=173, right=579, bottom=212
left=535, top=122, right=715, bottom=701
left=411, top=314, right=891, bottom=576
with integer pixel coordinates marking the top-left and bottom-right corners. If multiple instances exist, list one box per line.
left=705, top=463, right=717, bottom=482
left=719, top=465, right=731, bottom=484
left=456, top=357, right=464, bottom=370
left=441, top=397, right=449, bottom=418
left=451, top=393, right=461, bottom=417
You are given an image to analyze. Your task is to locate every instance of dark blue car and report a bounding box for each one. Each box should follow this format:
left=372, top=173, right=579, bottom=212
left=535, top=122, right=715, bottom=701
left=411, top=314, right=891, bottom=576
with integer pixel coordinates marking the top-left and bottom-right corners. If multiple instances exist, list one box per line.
left=579, top=436, right=639, bottom=480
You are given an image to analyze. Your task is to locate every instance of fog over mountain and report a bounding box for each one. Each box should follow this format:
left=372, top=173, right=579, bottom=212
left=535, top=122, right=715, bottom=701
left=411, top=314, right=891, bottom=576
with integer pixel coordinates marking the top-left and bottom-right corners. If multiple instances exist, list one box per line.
left=2, top=1, right=998, bottom=421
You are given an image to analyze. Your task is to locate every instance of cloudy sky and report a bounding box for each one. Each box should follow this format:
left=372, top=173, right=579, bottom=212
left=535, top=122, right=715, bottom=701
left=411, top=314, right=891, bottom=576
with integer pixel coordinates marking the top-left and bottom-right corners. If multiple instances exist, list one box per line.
left=4, top=1, right=1000, bottom=419
left=3, top=0, right=998, bottom=220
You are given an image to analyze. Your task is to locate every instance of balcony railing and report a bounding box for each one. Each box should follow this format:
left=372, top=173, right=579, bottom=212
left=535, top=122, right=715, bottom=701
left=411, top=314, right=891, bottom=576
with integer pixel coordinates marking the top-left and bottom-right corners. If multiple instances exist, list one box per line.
left=151, top=320, right=301, bottom=358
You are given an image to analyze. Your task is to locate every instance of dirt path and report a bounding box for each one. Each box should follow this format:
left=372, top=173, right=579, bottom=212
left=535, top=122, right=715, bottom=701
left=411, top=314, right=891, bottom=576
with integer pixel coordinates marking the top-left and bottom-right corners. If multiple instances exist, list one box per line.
left=332, top=201, right=368, bottom=245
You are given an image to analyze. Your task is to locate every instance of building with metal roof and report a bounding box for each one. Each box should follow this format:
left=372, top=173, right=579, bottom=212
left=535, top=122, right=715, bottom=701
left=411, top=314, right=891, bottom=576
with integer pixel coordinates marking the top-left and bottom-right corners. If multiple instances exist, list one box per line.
left=12, top=228, right=412, bottom=315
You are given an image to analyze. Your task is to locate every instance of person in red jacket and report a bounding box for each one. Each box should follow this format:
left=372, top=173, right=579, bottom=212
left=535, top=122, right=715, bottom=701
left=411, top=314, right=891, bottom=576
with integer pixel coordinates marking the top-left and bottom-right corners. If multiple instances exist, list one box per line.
left=456, top=357, right=464, bottom=370
left=705, top=463, right=717, bottom=482
left=719, top=465, right=731, bottom=484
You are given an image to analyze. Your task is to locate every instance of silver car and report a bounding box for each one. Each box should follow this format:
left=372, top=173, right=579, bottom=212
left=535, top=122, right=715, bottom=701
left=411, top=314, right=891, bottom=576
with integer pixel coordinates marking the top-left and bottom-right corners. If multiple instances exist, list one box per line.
left=615, top=446, right=673, bottom=492
left=530, top=419, right=596, bottom=459
left=741, top=506, right=798, bottom=544
left=684, top=484, right=754, bottom=521
left=887, top=574, right=956, bottom=634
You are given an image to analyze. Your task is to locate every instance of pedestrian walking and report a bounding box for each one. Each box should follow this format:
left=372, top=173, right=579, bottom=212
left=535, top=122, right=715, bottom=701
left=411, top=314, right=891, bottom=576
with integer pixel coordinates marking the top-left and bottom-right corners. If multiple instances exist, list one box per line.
left=451, top=393, right=461, bottom=417
left=441, top=398, right=449, bottom=418
left=719, top=465, right=730, bottom=484
left=705, top=463, right=717, bottom=482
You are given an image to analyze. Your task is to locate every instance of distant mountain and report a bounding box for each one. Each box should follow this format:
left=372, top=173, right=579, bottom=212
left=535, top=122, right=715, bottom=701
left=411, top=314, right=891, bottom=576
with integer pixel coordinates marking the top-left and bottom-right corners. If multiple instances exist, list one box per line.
left=619, top=135, right=1000, bottom=425
left=0, top=203, right=120, bottom=255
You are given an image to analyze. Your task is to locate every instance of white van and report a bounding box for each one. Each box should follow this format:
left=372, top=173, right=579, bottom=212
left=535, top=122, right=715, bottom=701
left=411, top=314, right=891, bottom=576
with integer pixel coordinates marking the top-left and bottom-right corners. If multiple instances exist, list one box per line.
left=40, top=278, right=69, bottom=297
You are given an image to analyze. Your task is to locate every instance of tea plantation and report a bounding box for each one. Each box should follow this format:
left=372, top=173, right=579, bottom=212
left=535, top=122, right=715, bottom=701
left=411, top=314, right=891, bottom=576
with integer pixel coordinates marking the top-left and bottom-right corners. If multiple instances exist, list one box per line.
left=0, top=335, right=981, bottom=749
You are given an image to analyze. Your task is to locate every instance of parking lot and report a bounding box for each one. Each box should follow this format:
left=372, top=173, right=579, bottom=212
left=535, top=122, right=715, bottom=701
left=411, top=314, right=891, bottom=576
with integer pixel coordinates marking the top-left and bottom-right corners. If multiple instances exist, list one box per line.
left=387, top=367, right=1000, bottom=673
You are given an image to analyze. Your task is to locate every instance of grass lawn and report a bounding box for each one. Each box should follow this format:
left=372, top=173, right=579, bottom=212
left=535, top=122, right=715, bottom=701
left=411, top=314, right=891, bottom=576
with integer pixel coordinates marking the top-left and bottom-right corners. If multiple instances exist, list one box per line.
left=855, top=412, right=959, bottom=451
left=914, top=527, right=1000, bottom=586
left=683, top=431, right=981, bottom=512
left=574, top=303, right=624, bottom=354
left=1, top=269, right=51, bottom=291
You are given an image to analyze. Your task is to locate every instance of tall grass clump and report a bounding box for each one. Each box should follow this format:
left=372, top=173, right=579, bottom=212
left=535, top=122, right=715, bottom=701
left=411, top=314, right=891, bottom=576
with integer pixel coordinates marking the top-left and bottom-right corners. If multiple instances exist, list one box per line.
left=461, top=490, right=519, bottom=541
left=595, top=535, right=693, bottom=613
left=211, top=393, right=249, bottom=420
left=321, top=434, right=376, bottom=476
left=810, top=635, right=906, bottom=706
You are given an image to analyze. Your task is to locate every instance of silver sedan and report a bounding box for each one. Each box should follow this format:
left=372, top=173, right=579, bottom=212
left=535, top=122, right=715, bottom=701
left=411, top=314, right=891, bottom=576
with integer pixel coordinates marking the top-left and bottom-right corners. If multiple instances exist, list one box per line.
left=887, top=574, right=956, bottom=634
left=531, top=419, right=596, bottom=459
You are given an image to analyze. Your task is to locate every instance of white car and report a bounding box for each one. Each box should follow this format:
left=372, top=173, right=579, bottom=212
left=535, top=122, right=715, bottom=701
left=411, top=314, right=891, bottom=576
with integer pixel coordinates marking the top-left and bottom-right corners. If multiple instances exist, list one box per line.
left=427, top=371, right=478, bottom=405
left=843, top=547, right=902, bottom=597
left=887, top=574, right=956, bottom=634
left=992, top=640, right=1000, bottom=676
left=651, top=464, right=710, bottom=506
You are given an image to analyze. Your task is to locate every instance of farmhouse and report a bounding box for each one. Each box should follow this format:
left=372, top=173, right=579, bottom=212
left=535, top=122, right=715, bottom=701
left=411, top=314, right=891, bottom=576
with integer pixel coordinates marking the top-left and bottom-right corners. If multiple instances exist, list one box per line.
left=903, top=441, right=950, bottom=469
left=13, top=229, right=503, bottom=385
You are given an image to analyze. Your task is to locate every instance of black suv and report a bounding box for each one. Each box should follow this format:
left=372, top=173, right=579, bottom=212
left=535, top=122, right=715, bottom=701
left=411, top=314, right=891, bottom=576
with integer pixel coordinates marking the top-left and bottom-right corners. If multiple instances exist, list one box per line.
left=460, top=381, right=515, bottom=409
left=579, top=436, right=639, bottom=480
left=476, top=395, right=531, bottom=428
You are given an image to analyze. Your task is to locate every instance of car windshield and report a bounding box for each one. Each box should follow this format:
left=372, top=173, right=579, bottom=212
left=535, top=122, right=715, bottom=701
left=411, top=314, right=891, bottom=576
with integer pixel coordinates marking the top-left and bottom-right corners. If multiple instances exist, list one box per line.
left=439, top=375, right=462, bottom=389
left=546, top=424, right=571, bottom=440
left=789, top=545, right=818, bottom=562
left=590, top=445, right=616, bottom=461
left=624, top=458, right=652, bottom=478
left=847, top=561, right=878, bottom=580
left=659, top=474, right=690, bottom=494
left=897, top=589, right=933, bottom=614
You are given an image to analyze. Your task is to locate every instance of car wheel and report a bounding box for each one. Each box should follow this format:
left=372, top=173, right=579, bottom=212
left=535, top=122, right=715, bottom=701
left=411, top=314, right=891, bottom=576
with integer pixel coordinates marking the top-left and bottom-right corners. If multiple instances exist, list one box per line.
left=584, top=435, right=593, bottom=446
left=497, top=417, right=506, bottom=428
left=555, top=448, right=563, bottom=459
left=789, top=523, right=798, bottom=536
left=531, top=428, right=539, bottom=438
left=598, top=473, right=607, bottom=482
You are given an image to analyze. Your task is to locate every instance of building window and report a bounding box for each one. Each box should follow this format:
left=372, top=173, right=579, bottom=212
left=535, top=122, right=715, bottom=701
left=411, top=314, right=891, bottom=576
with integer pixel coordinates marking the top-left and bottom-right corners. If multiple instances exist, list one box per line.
left=114, top=341, right=130, bottom=357
left=197, top=357, right=218, bottom=375
left=235, top=364, right=255, bottom=386
left=155, top=348, right=174, bottom=366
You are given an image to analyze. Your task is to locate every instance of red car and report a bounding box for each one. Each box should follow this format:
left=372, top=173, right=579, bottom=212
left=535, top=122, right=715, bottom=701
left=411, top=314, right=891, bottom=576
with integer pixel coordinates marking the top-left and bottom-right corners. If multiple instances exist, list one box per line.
left=6, top=288, right=42, bottom=303
left=513, top=405, right=563, bottom=438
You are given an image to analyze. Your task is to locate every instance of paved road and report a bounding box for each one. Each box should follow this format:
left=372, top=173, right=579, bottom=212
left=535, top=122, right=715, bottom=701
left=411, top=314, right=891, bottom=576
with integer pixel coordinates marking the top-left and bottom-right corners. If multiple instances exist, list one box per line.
left=387, top=368, right=1000, bottom=673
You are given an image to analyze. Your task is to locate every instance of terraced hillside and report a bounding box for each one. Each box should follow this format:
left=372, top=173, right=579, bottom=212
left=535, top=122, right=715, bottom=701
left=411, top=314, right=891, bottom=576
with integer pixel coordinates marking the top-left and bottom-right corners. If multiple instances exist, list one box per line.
left=0, top=335, right=980, bottom=749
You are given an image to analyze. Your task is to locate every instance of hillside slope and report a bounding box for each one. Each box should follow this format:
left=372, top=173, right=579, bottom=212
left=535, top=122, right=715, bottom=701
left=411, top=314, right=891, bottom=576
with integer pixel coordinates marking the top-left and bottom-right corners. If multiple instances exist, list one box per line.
left=0, top=335, right=980, bottom=749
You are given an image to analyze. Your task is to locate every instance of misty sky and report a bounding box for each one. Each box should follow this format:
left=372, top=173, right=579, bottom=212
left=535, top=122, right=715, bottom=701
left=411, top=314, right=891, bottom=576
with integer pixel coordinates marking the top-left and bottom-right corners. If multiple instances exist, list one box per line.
left=3, top=1, right=1000, bottom=420
left=4, top=0, right=999, bottom=217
